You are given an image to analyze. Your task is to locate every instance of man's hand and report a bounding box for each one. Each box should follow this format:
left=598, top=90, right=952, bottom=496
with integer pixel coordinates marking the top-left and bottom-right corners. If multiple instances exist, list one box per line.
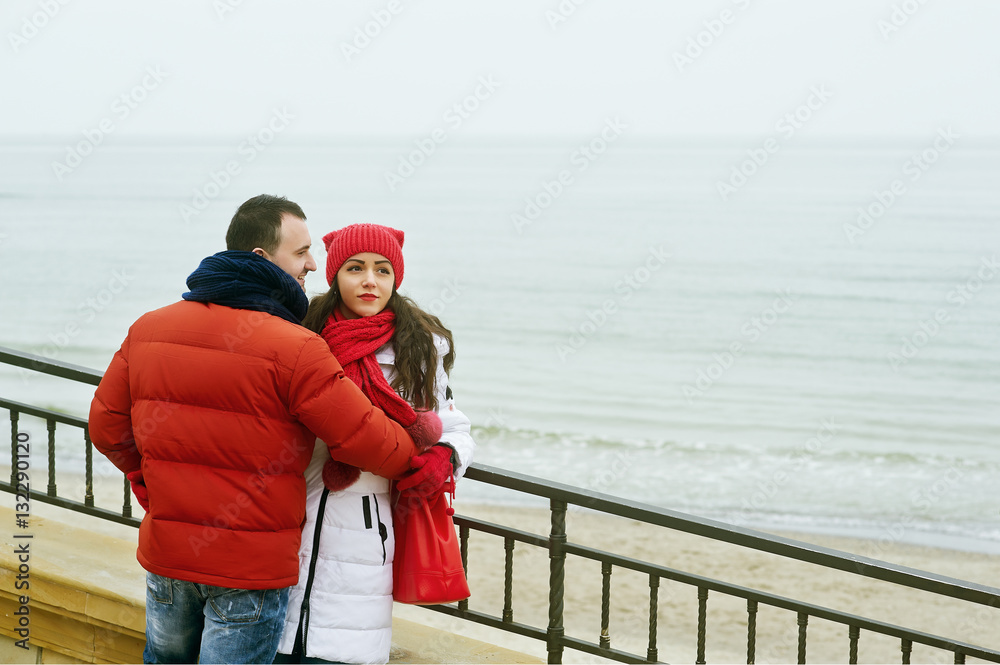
left=126, top=469, right=150, bottom=512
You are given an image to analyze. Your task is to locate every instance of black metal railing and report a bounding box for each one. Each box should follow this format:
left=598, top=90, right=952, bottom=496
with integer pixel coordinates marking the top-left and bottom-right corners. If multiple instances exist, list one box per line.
left=0, top=346, right=140, bottom=525
left=2, top=345, right=998, bottom=664
left=445, top=466, right=1000, bottom=664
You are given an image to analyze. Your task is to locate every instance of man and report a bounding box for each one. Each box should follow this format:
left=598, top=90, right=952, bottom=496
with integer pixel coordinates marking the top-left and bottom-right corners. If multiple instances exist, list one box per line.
left=89, top=195, right=427, bottom=664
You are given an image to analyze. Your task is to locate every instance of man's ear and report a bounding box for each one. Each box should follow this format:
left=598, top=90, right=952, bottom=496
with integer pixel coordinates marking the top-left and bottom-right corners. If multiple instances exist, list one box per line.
left=252, top=248, right=268, bottom=258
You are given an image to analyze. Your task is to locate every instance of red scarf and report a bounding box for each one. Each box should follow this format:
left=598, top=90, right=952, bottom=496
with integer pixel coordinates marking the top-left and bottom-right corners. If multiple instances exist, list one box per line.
left=320, top=307, right=417, bottom=427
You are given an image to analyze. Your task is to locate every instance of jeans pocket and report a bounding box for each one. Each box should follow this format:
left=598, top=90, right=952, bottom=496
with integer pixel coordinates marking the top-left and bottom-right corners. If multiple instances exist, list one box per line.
left=146, top=573, right=173, bottom=604
left=207, top=587, right=266, bottom=624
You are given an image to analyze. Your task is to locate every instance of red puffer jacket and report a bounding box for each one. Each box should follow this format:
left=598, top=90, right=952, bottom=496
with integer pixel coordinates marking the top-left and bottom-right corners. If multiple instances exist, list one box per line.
left=88, top=300, right=417, bottom=590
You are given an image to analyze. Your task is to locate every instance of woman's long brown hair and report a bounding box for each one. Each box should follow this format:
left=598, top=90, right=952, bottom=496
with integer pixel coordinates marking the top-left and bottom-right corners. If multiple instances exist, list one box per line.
left=302, top=287, right=455, bottom=411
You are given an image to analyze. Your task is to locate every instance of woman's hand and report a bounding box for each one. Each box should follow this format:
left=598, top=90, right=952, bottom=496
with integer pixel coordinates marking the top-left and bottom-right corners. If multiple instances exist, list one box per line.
left=396, top=444, right=454, bottom=498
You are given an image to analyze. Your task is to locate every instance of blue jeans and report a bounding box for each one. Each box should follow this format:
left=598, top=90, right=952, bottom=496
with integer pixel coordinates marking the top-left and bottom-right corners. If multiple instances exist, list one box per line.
left=143, top=572, right=289, bottom=664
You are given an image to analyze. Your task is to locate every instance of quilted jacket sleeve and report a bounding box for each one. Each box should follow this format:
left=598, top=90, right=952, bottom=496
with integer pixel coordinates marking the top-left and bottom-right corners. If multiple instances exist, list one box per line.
left=88, top=335, right=142, bottom=475
left=289, top=335, right=417, bottom=480
left=432, top=335, right=475, bottom=478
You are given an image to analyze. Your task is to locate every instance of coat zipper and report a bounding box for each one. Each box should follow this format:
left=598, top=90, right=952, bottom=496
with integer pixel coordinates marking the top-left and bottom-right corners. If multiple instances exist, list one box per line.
left=296, top=487, right=330, bottom=657
left=373, top=493, right=387, bottom=565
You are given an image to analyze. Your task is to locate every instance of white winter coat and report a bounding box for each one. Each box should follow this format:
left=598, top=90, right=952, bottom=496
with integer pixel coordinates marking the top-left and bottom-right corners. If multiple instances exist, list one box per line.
left=277, top=335, right=475, bottom=664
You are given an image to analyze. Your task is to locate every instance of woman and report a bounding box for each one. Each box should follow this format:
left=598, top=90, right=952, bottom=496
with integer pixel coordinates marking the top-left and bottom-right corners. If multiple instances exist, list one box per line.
left=275, top=223, right=475, bottom=664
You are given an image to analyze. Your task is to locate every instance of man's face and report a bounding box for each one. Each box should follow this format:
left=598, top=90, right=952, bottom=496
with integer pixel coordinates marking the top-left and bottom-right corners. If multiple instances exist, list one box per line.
left=256, top=213, right=317, bottom=291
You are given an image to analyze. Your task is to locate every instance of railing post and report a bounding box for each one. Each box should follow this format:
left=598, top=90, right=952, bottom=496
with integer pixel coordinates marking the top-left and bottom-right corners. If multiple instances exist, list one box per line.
left=84, top=427, right=95, bottom=507
left=8, top=410, right=18, bottom=487
left=697, top=587, right=708, bottom=665
left=547, top=499, right=567, bottom=664
left=901, top=638, right=912, bottom=664
left=647, top=574, right=659, bottom=662
left=600, top=561, right=611, bottom=649
left=503, top=536, right=515, bottom=622
left=797, top=612, right=808, bottom=664
left=459, top=523, right=469, bottom=613
left=122, top=474, right=133, bottom=519
left=47, top=418, right=57, bottom=496
left=848, top=625, right=859, bottom=664
left=747, top=599, right=758, bottom=665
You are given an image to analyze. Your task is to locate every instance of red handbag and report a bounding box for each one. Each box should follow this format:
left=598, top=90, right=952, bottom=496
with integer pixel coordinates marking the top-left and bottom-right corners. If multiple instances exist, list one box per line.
left=392, top=483, right=470, bottom=605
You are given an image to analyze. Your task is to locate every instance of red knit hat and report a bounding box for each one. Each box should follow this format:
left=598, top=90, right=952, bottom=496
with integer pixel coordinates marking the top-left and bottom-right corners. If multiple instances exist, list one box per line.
left=322, top=224, right=405, bottom=289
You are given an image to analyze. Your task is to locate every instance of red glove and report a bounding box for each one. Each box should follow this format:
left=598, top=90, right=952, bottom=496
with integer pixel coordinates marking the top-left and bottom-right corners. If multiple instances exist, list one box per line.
left=126, top=469, right=150, bottom=512
left=396, top=445, right=454, bottom=498
left=405, top=410, right=443, bottom=450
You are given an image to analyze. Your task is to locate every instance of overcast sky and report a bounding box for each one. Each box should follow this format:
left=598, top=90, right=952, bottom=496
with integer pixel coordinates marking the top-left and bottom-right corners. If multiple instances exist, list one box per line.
left=3, top=0, right=999, bottom=140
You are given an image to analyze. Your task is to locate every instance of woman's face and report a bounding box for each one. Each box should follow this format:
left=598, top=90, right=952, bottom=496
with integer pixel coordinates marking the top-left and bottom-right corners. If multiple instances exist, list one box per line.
left=336, top=252, right=394, bottom=319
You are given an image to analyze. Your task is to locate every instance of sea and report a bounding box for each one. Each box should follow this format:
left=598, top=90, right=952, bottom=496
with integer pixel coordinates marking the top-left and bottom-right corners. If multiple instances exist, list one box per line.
left=1, top=135, right=998, bottom=554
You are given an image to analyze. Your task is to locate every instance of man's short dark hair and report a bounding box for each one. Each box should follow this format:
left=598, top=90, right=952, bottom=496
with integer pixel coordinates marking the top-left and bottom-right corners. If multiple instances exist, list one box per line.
left=226, top=195, right=307, bottom=254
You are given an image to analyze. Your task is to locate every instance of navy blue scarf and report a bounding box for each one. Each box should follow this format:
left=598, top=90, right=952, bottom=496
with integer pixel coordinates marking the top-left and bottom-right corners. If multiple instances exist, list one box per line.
left=182, top=251, right=308, bottom=325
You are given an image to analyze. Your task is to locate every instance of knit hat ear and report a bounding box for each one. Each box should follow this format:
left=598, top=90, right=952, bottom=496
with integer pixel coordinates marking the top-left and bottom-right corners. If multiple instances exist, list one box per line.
left=390, top=228, right=405, bottom=249
left=322, top=230, right=338, bottom=252
left=323, top=224, right=405, bottom=289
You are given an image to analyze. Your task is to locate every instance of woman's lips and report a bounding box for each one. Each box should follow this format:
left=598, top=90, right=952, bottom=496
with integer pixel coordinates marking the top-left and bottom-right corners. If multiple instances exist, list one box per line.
left=359, top=294, right=378, bottom=301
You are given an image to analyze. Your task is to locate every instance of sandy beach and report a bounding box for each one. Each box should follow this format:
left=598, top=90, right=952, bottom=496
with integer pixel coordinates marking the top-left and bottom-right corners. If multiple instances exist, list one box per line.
left=395, top=502, right=1000, bottom=665
left=21, top=472, right=1000, bottom=665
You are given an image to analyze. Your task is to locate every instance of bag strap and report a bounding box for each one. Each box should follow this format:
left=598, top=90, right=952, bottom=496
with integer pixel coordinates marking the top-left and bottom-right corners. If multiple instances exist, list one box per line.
left=446, top=472, right=456, bottom=516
